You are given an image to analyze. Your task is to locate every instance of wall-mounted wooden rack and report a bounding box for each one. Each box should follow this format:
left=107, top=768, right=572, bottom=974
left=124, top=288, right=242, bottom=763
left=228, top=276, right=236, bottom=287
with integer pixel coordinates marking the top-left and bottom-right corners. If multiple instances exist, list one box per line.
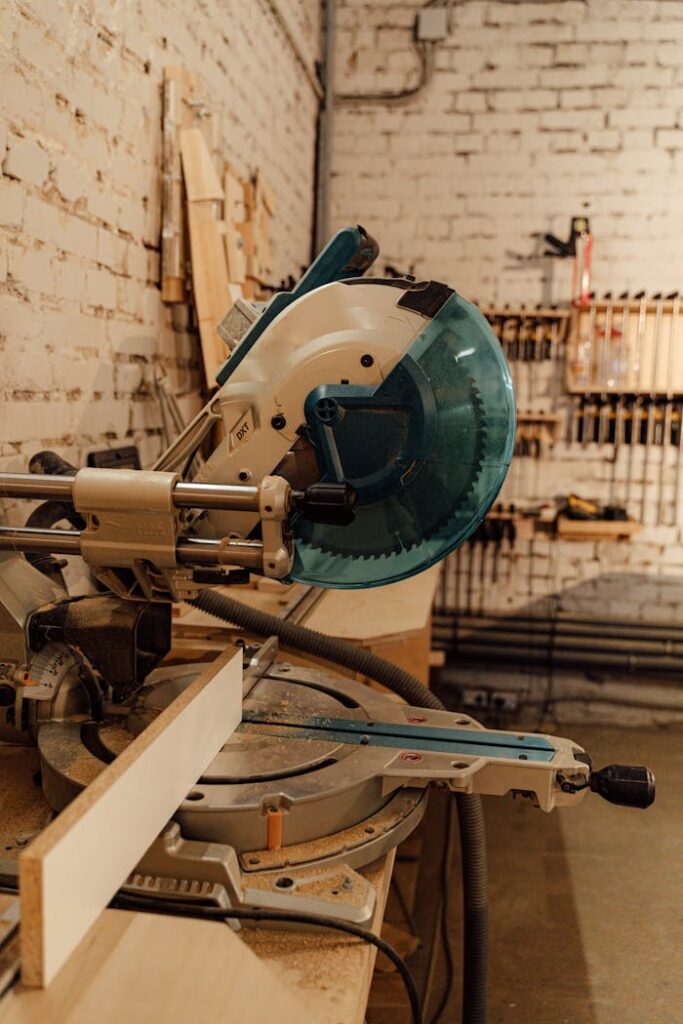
left=566, top=296, right=683, bottom=396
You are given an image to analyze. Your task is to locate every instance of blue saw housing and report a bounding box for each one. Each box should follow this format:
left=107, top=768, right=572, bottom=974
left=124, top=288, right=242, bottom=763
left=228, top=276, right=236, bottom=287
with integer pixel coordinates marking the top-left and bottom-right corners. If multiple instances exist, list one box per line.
left=289, top=291, right=515, bottom=588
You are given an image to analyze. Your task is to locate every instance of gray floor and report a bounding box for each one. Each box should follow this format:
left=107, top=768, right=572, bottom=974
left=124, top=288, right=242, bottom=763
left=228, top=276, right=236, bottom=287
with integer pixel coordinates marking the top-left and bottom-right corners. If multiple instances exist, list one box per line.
left=439, top=723, right=683, bottom=1024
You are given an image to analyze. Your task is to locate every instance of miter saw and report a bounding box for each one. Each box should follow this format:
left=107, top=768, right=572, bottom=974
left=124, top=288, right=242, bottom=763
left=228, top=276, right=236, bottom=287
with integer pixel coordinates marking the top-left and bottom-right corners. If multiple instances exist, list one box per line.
left=0, top=227, right=653, bottom=940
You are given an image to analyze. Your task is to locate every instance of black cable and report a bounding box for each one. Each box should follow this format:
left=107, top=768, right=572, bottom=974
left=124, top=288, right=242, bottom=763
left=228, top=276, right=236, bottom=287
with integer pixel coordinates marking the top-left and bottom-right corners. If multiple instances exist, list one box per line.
left=427, top=798, right=456, bottom=1024
left=391, top=873, right=418, bottom=934
left=111, top=893, right=422, bottom=1024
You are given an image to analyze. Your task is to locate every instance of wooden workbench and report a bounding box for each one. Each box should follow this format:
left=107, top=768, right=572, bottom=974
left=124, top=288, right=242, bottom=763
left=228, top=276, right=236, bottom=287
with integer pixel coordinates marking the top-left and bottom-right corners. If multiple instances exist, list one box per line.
left=0, top=570, right=439, bottom=1021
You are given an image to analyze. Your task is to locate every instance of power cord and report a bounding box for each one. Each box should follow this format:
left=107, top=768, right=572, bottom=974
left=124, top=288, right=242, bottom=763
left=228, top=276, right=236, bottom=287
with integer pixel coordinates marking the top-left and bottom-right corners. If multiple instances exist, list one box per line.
left=427, top=798, right=456, bottom=1024
left=111, top=893, right=423, bottom=1024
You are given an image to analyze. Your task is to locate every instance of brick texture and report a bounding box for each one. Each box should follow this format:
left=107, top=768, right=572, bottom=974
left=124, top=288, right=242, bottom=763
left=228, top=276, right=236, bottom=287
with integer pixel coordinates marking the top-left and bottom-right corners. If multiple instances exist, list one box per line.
left=331, top=0, right=683, bottom=301
left=0, top=0, right=319, bottom=490
left=331, top=0, right=683, bottom=720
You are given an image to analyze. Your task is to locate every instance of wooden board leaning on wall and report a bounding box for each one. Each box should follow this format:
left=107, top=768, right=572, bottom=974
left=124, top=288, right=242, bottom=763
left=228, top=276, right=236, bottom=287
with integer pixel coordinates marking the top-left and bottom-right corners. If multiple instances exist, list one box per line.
left=161, top=67, right=275, bottom=388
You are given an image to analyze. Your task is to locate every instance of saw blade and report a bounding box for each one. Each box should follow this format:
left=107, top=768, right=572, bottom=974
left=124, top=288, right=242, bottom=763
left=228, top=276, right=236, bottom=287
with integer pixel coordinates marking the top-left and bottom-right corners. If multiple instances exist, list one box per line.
left=287, top=291, right=514, bottom=589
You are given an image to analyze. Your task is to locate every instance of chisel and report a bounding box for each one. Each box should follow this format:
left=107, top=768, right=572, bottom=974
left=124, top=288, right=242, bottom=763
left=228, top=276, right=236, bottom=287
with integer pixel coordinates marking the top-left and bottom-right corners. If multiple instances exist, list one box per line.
left=642, top=295, right=664, bottom=524
left=598, top=293, right=614, bottom=445
left=675, top=400, right=683, bottom=529
left=665, top=294, right=681, bottom=525
left=626, top=294, right=647, bottom=515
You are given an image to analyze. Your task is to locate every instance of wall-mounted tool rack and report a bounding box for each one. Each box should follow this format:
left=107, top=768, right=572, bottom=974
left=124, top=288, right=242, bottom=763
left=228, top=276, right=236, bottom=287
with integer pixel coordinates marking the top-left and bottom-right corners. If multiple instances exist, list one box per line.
left=481, top=306, right=572, bottom=362
left=514, top=411, right=562, bottom=458
left=566, top=295, right=682, bottom=396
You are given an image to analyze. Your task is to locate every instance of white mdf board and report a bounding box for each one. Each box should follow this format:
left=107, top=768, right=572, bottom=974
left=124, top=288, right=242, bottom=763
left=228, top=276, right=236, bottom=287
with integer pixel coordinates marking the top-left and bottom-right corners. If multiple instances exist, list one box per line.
left=0, top=909, right=314, bottom=1024
left=19, top=647, right=242, bottom=988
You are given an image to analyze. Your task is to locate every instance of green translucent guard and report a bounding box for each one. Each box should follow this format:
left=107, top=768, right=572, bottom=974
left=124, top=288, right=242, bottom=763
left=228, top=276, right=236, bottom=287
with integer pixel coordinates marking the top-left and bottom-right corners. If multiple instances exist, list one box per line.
left=289, top=293, right=516, bottom=589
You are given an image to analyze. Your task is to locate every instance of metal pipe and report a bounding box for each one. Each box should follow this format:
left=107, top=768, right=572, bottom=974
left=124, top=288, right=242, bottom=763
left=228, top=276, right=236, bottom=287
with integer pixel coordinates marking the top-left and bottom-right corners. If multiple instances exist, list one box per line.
left=0, top=526, right=81, bottom=554
left=0, top=472, right=262, bottom=513
left=0, top=526, right=264, bottom=570
left=432, top=610, right=683, bottom=636
left=432, top=616, right=683, bottom=642
left=0, top=473, right=73, bottom=500
left=176, top=538, right=264, bottom=569
left=432, top=626, right=683, bottom=658
left=173, top=481, right=260, bottom=511
left=437, top=639, right=683, bottom=675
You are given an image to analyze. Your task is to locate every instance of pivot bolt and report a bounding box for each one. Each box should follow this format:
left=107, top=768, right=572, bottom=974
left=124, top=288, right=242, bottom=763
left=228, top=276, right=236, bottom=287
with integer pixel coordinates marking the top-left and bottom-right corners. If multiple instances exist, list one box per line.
left=407, top=715, right=427, bottom=724
left=271, top=414, right=287, bottom=430
left=400, top=751, right=423, bottom=763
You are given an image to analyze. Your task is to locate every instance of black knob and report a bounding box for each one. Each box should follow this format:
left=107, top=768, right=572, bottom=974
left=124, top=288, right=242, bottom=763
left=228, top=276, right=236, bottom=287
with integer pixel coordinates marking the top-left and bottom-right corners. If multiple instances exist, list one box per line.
left=590, top=764, right=655, bottom=809
left=292, top=483, right=356, bottom=526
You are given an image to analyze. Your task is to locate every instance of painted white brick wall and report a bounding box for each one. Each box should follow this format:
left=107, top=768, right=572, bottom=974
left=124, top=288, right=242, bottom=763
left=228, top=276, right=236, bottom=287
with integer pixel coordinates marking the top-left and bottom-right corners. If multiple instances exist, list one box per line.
left=331, top=0, right=683, bottom=719
left=0, top=0, right=319, bottom=513
left=331, top=0, right=683, bottom=303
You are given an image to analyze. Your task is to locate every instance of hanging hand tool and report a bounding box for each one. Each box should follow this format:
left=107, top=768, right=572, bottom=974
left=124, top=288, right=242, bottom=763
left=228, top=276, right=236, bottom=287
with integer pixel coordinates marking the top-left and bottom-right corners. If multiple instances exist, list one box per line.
left=505, top=504, right=517, bottom=583
left=545, top=215, right=594, bottom=306
left=613, top=294, right=630, bottom=503
left=675, top=399, right=683, bottom=528
left=467, top=537, right=476, bottom=616
left=491, top=514, right=504, bottom=583
left=664, top=293, right=681, bottom=524
left=478, top=522, right=489, bottom=615
left=626, top=293, right=648, bottom=514
left=598, top=293, right=614, bottom=445
left=642, top=294, right=664, bottom=524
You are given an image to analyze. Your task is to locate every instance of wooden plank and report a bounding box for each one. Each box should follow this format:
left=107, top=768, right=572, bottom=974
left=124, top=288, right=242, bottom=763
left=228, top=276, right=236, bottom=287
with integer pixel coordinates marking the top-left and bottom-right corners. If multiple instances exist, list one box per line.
left=0, top=909, right=313, bottom=1024
left=186, top=204, right=232, bottom=384
left=19, top=648, right=242, bottom=988
left=161, top=67, right=195, bottom=303
left=555, top=515, right=641, bottom=541
left=179, top=128, right=223, bottom=202
left=180, top=128, right=232, bottom=385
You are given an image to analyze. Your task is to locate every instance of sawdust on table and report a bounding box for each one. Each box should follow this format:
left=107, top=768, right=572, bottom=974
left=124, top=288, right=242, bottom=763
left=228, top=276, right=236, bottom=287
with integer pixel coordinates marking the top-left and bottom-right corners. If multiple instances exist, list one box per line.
left=0, top=745, right=53, bottom=856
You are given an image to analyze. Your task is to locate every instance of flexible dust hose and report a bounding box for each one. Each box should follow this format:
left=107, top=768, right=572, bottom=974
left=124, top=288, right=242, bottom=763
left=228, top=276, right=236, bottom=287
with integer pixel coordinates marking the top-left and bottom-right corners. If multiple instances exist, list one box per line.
left=190, top=588, right=488, bottom=1024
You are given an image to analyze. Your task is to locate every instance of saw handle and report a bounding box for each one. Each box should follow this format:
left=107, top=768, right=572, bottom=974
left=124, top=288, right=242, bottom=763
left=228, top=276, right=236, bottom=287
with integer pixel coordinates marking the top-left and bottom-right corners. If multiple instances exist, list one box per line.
left=590, top=764, right=655, bottom=809
left=292, top=483, right=356, bottom=526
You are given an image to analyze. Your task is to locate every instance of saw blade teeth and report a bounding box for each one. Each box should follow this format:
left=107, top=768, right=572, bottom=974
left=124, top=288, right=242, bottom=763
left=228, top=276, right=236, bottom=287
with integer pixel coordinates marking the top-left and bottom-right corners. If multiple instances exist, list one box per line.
left=294, top=374, right=489, bottom=564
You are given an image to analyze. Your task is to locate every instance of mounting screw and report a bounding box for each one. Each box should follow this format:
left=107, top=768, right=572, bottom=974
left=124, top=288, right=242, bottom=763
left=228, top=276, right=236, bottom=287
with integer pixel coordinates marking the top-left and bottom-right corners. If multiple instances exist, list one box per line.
left=400, top=751, right=423, bottom=763
left=238, top=470, right=251, bottom=481
left=407, top=715, right=427, bottom=724
left=360, top=353, right=374, bottom=367
left=271, top=414, right=286, bottom=430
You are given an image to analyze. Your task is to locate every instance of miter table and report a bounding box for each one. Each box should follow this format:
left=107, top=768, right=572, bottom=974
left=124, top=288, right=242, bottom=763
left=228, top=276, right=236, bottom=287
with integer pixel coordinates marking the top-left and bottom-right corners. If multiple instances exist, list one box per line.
left=0, top=570, right=439, bottom=1022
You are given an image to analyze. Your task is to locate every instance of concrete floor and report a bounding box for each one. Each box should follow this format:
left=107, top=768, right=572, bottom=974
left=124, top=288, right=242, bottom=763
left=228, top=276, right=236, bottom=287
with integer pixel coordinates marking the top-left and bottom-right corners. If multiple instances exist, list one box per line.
left=369, top=723, right=683, bottom=1023
left=439, top=723, right=683, bottom=1024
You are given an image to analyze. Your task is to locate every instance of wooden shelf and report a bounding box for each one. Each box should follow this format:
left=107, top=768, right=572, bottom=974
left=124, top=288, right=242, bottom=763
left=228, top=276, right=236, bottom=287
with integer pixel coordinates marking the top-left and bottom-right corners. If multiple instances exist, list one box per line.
left=556, top=515, right=641, bottom=541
